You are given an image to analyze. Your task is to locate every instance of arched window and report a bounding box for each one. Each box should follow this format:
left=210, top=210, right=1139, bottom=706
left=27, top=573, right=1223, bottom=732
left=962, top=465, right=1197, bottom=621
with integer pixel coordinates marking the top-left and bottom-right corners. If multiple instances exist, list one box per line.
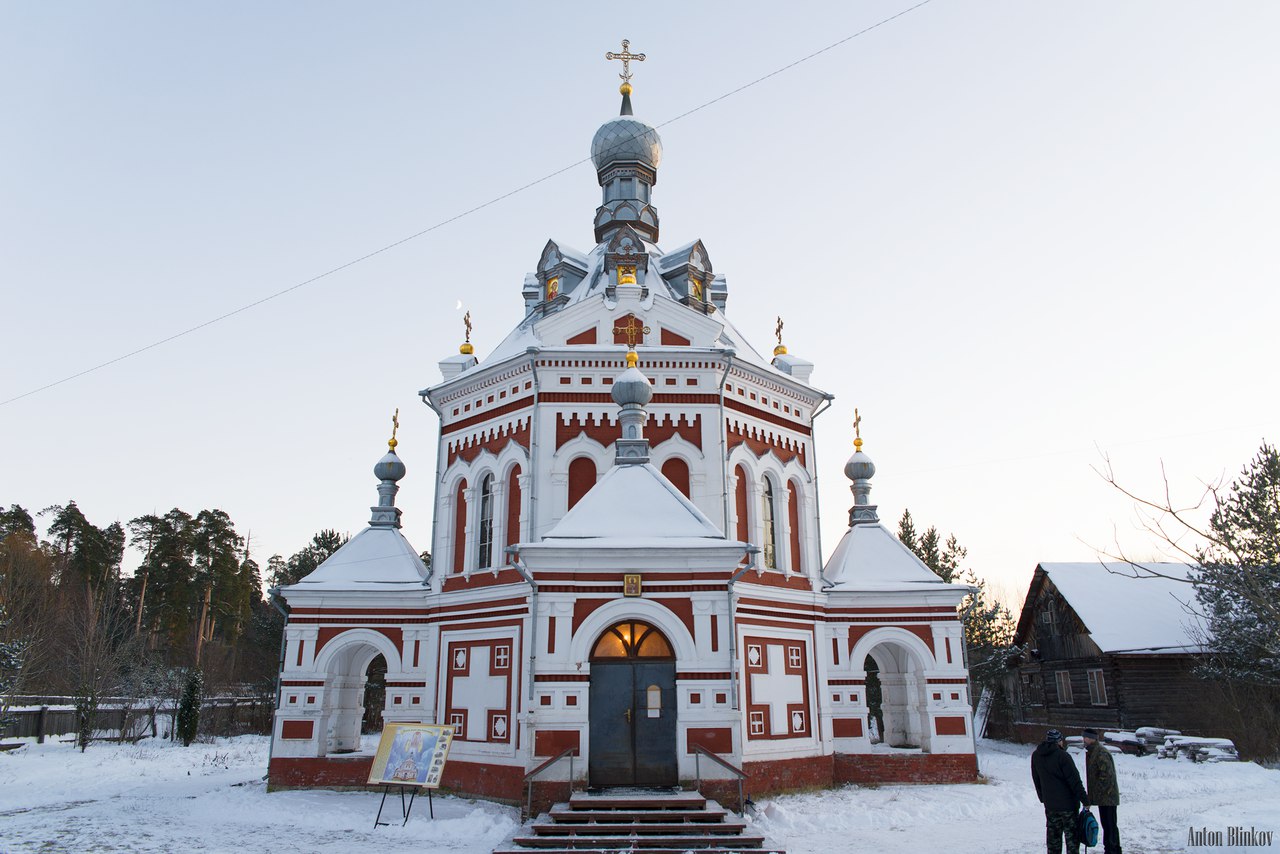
left=761, top=479, right=778, bottom=569
left=505, top=465, right=522, bottom=549
left=661, top=457, right=690, bottom=498
left=567, top=457, right=597, bottom=510
left=734, top=465, right=750, bottom=542
left=452, top=479, right=468, bottom=574
left=477, top=474, right=495, bottom=569
left=787, top=480, right=803, bottom=574
left=590, top=620, right=674, bottom=660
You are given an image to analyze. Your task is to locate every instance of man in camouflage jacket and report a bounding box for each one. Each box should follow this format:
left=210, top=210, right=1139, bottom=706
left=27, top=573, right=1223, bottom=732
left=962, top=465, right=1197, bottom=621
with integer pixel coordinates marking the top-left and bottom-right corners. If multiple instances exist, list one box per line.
left=1083, top=729, right=1121, bottom=853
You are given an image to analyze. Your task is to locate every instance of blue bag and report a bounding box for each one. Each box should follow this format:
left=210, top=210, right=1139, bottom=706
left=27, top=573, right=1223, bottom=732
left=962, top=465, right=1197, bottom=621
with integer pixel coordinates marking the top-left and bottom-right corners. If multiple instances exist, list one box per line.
left=1077, top=807, right=1100, bottom=848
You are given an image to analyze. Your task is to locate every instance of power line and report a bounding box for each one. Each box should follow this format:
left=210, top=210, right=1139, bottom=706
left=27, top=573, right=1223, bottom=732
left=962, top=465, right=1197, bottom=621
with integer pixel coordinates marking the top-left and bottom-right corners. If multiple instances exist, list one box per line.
left=0, top=0, right=937, bottom=409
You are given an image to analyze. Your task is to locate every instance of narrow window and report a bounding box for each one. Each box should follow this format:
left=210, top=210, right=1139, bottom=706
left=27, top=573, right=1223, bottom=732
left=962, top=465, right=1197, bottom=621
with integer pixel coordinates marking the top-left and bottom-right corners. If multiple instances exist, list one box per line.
left=452, top=479, right=468, bottom=574
left=761, top=479, right=778, bottom=569
left=1087, top=669, right=1107, bottom=705
left=477, top=474, right=495, bottom=569
left=787, top=481, right=802, bottom=573
left=1056, top=670, right=1074, bottom=705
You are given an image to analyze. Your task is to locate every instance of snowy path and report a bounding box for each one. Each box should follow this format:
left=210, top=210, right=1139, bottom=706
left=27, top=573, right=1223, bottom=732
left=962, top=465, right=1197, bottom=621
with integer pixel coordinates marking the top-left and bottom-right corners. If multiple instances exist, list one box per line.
left=1, top=736, right=1276, bottom=852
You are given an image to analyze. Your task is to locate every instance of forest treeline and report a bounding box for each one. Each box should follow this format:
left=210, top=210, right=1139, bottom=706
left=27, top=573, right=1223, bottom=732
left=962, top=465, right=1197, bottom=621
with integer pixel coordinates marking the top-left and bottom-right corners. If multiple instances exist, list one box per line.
left=0, top=500, right=369, bottom=717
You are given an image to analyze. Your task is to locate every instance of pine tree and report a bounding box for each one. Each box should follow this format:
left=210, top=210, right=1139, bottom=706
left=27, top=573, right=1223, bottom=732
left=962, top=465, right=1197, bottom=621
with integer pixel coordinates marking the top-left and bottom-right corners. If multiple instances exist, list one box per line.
left=1194, top=442, right=1280, bottom=685
left=0, top=602, right=28, bottom=734
left=177, top=669, right=203, bottom=746
left=897, top=509, right=1018, bottom=710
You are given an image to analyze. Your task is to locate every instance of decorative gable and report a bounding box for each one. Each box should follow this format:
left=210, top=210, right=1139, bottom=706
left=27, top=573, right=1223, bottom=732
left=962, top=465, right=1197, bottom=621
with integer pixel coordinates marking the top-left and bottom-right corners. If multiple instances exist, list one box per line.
left=534, top=239, right=590, bottom=313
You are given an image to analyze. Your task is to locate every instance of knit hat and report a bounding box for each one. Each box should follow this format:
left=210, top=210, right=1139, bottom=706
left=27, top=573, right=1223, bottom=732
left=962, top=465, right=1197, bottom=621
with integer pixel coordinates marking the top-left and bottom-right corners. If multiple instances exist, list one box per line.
left=1046, top=729, right=1063, bottom=743
left=1082, top=728, right=1099, bottom=740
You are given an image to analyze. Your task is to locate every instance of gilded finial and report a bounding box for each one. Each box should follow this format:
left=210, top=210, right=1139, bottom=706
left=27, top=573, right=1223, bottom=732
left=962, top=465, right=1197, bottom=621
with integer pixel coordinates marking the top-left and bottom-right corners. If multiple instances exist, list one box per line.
left=606, top=39, right=645, bottom=88
left=853, top=408, right=863, bottom=451
left=460, top=310, right=474, bottom=355
left=773, top=316, right=787, bottom=356
left=388, top=408, right=400, bottom=451
left=625, top=349, right=639, bottom=368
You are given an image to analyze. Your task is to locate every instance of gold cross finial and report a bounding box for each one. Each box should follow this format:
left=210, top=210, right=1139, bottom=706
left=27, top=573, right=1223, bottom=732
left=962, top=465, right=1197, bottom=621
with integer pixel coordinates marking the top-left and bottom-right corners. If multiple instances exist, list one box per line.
left=853, top=408, right=863, bottom=451
left=606, top=39, right=645, bottom=89
left=388, top=408, right=400, bottom=452
left=460, top=311, right=474, bottom=355
left=773, top=316, right=787, bottom=356
left=613, top=316, right=650, bottom=349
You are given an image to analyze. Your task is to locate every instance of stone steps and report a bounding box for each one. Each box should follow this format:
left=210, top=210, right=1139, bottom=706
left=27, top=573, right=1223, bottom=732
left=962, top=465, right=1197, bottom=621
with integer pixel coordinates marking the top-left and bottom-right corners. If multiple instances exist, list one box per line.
left=496, top=789, right=783, bottom=854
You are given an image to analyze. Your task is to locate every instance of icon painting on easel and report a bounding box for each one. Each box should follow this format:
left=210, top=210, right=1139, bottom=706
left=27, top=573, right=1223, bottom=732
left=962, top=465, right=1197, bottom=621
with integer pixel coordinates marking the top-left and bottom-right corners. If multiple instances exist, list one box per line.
left=368, top=722, right=455, bottom=827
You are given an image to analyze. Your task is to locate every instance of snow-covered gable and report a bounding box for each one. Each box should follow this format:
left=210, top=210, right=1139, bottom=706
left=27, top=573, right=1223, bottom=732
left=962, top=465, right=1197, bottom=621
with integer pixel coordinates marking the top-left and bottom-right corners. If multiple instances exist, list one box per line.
left=542, top=461, right=726, bottom=544
left=822, top=523, right=969, bottom=598
left=1035, top=562, right=1204, bottom=654
left=285, top=526, right=427, bottom=592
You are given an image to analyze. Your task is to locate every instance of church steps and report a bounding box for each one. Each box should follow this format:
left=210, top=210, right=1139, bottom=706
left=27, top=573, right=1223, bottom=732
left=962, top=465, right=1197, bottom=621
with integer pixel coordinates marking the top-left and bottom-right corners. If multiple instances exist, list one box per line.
left=531, top=819, right=750, bottom=835
left=547, top=806, right=733, bottom=823
left=499, top=791, right=782, bottom=854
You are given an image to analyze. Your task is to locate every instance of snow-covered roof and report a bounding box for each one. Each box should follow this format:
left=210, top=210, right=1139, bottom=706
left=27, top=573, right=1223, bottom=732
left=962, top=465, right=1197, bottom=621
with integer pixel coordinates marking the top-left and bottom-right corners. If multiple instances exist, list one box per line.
left=284, top=526, right=428, bottom=592
left=822, top=523, right=970, bottom=598
left=542, top=461, right=727, bottom=543
left=442, top=239, right=791, bottom=382
left=1030, top=562, right=1205, bottom=654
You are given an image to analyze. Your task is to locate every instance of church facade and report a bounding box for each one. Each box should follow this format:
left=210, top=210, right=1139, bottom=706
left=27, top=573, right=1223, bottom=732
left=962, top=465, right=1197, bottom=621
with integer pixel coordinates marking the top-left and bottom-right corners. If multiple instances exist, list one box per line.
left=268, top=71, right=977, bottom=805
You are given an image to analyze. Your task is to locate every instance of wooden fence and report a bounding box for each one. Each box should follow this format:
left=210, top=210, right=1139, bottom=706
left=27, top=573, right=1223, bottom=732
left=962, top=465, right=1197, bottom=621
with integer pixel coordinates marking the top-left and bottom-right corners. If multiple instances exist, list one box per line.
left=2, top=695, right=273, bottom=743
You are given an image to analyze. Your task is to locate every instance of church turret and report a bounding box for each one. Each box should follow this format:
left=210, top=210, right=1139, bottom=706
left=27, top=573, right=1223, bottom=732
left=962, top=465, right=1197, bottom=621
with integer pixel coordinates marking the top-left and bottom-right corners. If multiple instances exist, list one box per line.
left=844, top=409, right=878, bottom=525
left=370, top=409, right=407, bottom=528
left=592, top=40, right=662, bottom=244
left=611, top=347, right=653, bottom=465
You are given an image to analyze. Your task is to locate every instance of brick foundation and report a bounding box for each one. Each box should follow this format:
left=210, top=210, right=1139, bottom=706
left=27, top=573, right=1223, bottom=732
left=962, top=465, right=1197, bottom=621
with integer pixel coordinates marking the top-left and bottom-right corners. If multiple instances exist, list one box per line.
left=440, top=758, right=525, bottom=804
left=269, top=755, right=375, bottom=789
left=834, top=752, right=978, bottom=784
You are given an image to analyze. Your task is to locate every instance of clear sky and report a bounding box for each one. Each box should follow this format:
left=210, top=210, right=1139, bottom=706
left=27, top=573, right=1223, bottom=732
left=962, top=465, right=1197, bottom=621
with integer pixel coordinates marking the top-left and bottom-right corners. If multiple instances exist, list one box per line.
left=2, top=1, right=1277, bottom=605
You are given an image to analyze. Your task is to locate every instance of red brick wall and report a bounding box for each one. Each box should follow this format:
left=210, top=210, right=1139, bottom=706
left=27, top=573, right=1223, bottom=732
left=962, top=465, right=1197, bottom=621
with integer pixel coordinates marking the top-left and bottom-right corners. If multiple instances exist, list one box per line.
left=834, top=752, right=978, bottom=784
left=440, top=758, right=525, bottom=804
left=269, top=756, right=374, bottom=790
left=744, top=753, right=832, bottom=792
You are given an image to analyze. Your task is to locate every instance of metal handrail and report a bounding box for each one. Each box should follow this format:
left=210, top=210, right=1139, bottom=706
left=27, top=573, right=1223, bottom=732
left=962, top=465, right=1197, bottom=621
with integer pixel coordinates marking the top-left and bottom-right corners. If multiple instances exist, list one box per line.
left=691, top=744, right=747, bottom=815
left=522, top=747, right=578, bottom=821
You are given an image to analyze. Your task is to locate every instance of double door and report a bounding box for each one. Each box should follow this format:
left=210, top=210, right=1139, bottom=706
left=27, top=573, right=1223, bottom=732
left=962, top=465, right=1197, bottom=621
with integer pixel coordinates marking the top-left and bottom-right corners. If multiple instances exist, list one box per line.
left=587, top=660, right=677, bottom=787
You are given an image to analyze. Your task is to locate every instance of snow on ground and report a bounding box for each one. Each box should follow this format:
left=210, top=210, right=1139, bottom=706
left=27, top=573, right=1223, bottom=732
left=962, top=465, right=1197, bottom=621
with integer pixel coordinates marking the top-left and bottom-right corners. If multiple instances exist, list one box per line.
left=1, top=735, right=1277, bottom=853
left=754, top=740, right=1280, bottom=854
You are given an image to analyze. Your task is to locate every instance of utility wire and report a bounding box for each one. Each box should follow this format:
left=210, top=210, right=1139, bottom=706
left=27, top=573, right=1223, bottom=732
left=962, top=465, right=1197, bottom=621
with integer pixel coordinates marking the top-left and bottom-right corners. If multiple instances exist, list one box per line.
left=0, top=0, right=936, bottom=409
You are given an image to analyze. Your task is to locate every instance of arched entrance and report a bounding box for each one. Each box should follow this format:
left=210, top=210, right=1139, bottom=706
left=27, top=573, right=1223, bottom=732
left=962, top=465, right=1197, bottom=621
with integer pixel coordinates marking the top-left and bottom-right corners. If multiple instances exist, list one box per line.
left=864, top=641, right=930, bottom=750
left=588, top=620, right=677, bottom=787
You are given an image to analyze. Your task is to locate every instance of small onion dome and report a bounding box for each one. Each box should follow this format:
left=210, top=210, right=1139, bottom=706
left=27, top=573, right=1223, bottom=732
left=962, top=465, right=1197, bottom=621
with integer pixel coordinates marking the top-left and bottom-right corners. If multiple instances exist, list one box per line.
left=374, top=450, right=406, bottom=483
left=459, top=342, right=474, bottom=355
left=844, top=438, right=875, bottom=481
left=591, top=116, right=662, bottom=174
left=611, top=363, right=653, bottom=407
left=773, top=344, right=788, bottom=356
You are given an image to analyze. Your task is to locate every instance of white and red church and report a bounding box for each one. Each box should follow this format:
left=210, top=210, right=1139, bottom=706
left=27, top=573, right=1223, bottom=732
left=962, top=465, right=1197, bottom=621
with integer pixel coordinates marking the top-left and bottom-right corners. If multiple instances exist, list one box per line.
left=268, top=73, right=977, bottom=806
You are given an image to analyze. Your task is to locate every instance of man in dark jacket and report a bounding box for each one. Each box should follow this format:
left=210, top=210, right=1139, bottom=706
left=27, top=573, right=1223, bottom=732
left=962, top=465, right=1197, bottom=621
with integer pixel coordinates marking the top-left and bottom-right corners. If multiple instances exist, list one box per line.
left=1031, top=729, right=1089, bottom=853
left=1083, top=729, right=1121, bottom=853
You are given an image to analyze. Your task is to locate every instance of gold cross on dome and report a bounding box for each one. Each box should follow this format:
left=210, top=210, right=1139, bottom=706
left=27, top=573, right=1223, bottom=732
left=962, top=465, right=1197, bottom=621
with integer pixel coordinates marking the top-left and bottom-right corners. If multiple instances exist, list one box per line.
left=853, top=408, right=862, bottom=442
left=388, top=408, right=400, bottom=451
left=775, top=316, right=784, bottom=348
left=606, top=39, right=646, bottom=85
left=613, top=316, right=650, bottom=348
left=463, top=311, right=472, bottom=344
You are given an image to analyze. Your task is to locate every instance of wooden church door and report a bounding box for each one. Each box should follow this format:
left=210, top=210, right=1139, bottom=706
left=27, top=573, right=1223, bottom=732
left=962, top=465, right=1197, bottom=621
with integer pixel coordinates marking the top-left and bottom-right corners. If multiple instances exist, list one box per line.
left=588, top=621, right=677, bottom=787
